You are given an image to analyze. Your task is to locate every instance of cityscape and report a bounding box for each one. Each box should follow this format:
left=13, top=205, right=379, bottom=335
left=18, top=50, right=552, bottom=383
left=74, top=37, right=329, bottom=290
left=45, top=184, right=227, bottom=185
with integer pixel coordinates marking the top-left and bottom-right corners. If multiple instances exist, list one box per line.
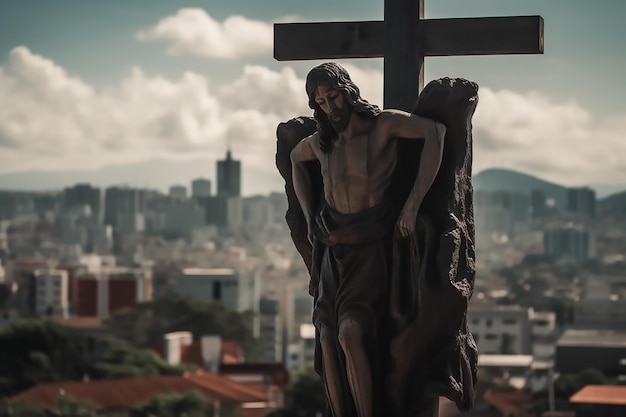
left=1, top=147, right=625, bottom=416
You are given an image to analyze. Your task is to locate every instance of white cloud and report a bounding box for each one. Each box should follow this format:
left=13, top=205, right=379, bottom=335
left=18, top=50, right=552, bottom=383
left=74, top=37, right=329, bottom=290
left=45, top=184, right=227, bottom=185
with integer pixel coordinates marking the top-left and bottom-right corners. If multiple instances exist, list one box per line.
left=0, top=47, right=625, bottom=191
left=218, top=65, right=309, bottom=118
left=0, top=47, right=305, bottom=181
left=136, top=8, right=273, bottom=60
left=473, top=87, right=626, bottom=186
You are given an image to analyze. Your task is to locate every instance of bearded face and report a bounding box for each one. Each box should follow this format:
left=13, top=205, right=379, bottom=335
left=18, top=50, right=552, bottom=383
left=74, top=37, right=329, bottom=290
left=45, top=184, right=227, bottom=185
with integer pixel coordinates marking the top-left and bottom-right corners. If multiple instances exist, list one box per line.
left=314, top=85, right=354, bottom=133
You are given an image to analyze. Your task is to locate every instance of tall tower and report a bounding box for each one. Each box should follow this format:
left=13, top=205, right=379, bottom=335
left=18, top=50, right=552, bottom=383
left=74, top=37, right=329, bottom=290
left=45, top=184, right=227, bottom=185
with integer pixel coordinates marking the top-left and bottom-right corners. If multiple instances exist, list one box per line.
left=217, top=150, right=241, bottom=197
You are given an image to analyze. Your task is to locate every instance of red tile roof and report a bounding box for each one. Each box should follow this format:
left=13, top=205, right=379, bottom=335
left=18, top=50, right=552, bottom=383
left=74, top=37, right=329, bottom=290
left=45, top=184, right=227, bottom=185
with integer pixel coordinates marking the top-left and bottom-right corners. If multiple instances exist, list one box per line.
left=180, top=343, right=204, bottom=367
left=220, top=363, right=290, bottom=388
left=14, top=371, right=267, bottom=409
left=570, top=385, right=626, bottom=406
left=221, top=340, right=244, bottom=363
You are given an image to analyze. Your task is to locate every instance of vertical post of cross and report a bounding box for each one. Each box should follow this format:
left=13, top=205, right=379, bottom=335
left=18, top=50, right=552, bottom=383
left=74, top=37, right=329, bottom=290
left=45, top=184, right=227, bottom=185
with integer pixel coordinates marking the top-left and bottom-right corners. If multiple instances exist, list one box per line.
left=384, top=0, right=424, bottom=111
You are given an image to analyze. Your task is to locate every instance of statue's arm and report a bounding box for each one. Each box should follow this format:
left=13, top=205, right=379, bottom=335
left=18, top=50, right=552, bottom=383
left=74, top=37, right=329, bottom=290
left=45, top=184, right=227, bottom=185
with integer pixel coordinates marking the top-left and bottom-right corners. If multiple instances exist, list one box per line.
left=290, top=135, right=319, bottom=243
left=381, top=111, right=446, bottom=237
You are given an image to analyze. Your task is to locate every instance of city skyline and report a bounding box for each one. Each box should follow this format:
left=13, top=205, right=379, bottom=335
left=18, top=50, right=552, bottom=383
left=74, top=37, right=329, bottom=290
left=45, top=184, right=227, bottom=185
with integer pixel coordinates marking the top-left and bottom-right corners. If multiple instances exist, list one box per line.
left=0, top=0, right=625, bottom=196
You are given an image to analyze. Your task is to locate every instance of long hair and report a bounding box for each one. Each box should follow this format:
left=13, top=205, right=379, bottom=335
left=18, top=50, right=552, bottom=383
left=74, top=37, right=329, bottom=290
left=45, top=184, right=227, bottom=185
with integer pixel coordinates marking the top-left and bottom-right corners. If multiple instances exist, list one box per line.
left=305, top=63, right=381, bottom=153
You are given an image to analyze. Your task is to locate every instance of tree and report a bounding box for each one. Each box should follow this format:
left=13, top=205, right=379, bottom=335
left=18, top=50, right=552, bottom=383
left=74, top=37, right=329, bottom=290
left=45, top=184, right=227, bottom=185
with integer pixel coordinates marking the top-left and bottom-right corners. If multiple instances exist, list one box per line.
left=0, top=284, right=12, bottom=310
left=531, top=368, right=609, bottom=414
left=0, top=320, right=89, bottom=396
left=0, top=320, right=190, bottom=398
left=288, top=369, right=326, bottom=417
left=90, top=344, right=189, bottom=380
left=104, top=295, right=259, bottom=359
left=268, top=368, right=326, bottom=417
left=129, top=392, right=213, bottom=417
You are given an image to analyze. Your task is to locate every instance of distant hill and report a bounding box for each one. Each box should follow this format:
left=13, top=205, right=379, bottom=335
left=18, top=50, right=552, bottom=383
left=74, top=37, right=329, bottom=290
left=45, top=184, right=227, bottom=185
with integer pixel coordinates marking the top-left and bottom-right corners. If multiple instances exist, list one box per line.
left=473, top=168, right=568, bottom=207
left=0, top=158, right=284, bottom=197
left=598, top=190, right=626, bottom=212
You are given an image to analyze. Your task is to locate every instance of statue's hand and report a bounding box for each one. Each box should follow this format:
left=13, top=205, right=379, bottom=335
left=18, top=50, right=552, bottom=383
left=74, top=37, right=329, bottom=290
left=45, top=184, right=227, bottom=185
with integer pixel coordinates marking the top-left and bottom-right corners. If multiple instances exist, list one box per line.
left=395, top=209, right=417, bottom=238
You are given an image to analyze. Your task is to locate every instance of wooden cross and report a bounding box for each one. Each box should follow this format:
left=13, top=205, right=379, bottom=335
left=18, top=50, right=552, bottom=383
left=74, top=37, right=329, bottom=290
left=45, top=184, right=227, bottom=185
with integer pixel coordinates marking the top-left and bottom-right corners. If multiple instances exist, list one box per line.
left=274, top=0, right=544, bottom=111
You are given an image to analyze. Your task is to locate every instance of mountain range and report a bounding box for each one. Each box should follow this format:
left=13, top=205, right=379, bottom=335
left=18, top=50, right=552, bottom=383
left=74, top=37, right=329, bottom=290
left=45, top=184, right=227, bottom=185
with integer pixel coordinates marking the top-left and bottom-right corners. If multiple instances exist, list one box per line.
left=0, top=158, right=285, bottom=197
left=0, top=159, right=623, bottom=201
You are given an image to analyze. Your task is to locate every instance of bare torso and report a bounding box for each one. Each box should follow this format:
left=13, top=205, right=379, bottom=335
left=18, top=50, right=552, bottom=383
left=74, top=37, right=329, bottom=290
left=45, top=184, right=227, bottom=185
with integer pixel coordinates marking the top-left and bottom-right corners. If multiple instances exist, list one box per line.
left=311, top=114, right=397, bottom=213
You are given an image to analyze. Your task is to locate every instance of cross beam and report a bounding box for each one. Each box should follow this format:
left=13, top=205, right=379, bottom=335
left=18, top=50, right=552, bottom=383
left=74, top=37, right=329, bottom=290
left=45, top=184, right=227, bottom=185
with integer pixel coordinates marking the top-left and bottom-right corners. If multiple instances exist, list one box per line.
left=274, top=16, right=544, bottom=60
left=274, top=0, right=543, bottom=110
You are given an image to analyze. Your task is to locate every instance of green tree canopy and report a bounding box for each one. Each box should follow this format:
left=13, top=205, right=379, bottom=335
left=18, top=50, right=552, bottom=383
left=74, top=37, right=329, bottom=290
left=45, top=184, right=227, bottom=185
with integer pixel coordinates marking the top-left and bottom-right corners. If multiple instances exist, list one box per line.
left=267, top=368, right=325, bottom=417
left=103, top=295, right=258, bottom=359
left=0, top=320, right=88, bottom=396
left=0, top=320, right=188, bottom=398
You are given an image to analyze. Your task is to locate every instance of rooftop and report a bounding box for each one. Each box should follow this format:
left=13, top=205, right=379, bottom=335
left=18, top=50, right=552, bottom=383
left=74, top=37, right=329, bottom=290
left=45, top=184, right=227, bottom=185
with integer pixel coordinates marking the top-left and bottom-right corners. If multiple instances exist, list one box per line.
left=557, top=329, right=626, bottom=348
left=478, top=354, right=534, bottom=368
left=182, top=268, right=236, bottom=276
left=570, top=385, right=626, bottom=406
left=14, top=371, right=267, bottom=409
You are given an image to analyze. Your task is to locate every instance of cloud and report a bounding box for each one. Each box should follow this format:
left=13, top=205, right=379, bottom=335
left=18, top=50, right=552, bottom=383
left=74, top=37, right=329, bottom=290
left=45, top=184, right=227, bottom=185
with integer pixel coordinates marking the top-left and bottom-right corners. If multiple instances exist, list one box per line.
left=0, top=47, right=306, bottom=180
left=0, top=47, right=624, bottom=191
left=473, top=87, right=626, bottom=186
left=136, top=8, right=273, bottom=60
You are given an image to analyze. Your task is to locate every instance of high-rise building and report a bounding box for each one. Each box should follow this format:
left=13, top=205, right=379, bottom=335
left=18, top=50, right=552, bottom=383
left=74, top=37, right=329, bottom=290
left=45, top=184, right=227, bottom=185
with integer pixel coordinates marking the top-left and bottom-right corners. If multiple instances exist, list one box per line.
left=567, top=187, right=596, bottom=217
left=199, top=196, right=243, bottom=231
left=192, top=178, right=212, bottom=198
left=104, top=187, right=146, bottom=233
left=169, top=185, right=187, bottom=199
left=64, top=184, right=102, bottom=223
left=217, top=151, right=241, bottom=197
left=531, top=189, right=548, bottom=218
left=544, top=224, right=596, bottom=262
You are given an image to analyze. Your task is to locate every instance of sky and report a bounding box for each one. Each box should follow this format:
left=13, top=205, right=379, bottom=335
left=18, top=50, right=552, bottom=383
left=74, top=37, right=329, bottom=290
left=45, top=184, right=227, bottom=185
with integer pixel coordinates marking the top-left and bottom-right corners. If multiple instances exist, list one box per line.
left=0, top=0, right=625, bottom=196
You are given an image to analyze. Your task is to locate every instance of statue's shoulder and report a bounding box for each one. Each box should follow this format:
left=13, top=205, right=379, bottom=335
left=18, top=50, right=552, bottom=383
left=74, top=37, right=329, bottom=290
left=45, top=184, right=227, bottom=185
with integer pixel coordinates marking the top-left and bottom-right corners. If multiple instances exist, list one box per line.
left=376, top=108, right=412, bottom=121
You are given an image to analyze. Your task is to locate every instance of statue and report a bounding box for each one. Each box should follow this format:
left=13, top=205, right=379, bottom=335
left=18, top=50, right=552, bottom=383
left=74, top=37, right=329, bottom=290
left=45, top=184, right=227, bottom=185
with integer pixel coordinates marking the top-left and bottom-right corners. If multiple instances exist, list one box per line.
left=276, top=63, right=478, bottom=417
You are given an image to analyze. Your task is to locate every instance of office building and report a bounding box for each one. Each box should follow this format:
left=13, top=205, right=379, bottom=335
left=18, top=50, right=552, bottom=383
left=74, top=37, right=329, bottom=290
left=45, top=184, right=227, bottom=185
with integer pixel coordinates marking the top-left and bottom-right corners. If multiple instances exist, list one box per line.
left=217, top=151, right=241, bottom=197
left=544, top=224, right=596, bottom=262
left=567, top=187, right=596, bottom=217
left=192, top=178, right=212, bottom=198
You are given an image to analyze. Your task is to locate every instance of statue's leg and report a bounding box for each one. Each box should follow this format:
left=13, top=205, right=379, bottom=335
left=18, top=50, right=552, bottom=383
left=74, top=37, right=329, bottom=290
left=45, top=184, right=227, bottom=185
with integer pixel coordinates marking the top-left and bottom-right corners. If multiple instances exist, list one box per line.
left=319, top=323, right=349, bottom=417
left=338, top=318, right=372, bottom=417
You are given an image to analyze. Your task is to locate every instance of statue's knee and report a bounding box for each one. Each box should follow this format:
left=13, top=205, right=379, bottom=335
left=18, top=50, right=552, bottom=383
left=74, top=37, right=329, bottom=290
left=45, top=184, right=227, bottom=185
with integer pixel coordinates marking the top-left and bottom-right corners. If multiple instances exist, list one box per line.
left=318, top=324, right=333, bottom=348
left=338, top=318, right=363, bottom=351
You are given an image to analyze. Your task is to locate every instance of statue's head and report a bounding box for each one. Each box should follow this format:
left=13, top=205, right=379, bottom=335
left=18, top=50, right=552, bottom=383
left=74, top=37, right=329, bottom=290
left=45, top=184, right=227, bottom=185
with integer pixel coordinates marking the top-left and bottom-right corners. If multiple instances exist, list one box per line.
left=305, top=62, right=381, bottom=152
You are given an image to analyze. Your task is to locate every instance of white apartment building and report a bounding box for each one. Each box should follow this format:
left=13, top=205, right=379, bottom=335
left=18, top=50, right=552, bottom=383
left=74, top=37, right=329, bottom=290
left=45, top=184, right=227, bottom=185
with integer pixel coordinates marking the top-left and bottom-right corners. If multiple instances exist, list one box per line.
left=575, top=275, right=626, bottom=330
left=468, top=305, right=533, bottom=355
left=34, top=269, right=69, bottom=317
left=469, top=305, right=558, bottom=358
left=172, top=268, right=260, bottom=313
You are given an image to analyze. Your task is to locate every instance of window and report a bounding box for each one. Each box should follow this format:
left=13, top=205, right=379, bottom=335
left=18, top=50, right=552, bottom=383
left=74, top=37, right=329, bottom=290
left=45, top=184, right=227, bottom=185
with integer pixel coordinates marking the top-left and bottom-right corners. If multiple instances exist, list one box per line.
left=503, top=319, right=517, bottom=325
left=485, top=334, right=498, bottom=340
left=213, top=281, right=222, bottom=301
left=486, top=319, right=492, bottom=327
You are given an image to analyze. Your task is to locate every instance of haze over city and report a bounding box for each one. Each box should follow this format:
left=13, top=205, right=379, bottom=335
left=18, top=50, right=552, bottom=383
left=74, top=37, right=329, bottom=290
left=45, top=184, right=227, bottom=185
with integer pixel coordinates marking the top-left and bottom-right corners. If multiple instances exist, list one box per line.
left=0, top=0, right=625, bottom=195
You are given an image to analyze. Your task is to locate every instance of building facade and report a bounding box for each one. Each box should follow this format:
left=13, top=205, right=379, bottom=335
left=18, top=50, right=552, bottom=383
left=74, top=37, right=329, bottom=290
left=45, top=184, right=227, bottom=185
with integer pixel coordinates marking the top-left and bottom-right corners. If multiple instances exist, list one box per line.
left=468, top=305, right=533, bottom=355
left=34, top=269, right=69, bottom=317
left=76, top=268, right=152, bottom=317
left=217, top=151, right=241, bottom=198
